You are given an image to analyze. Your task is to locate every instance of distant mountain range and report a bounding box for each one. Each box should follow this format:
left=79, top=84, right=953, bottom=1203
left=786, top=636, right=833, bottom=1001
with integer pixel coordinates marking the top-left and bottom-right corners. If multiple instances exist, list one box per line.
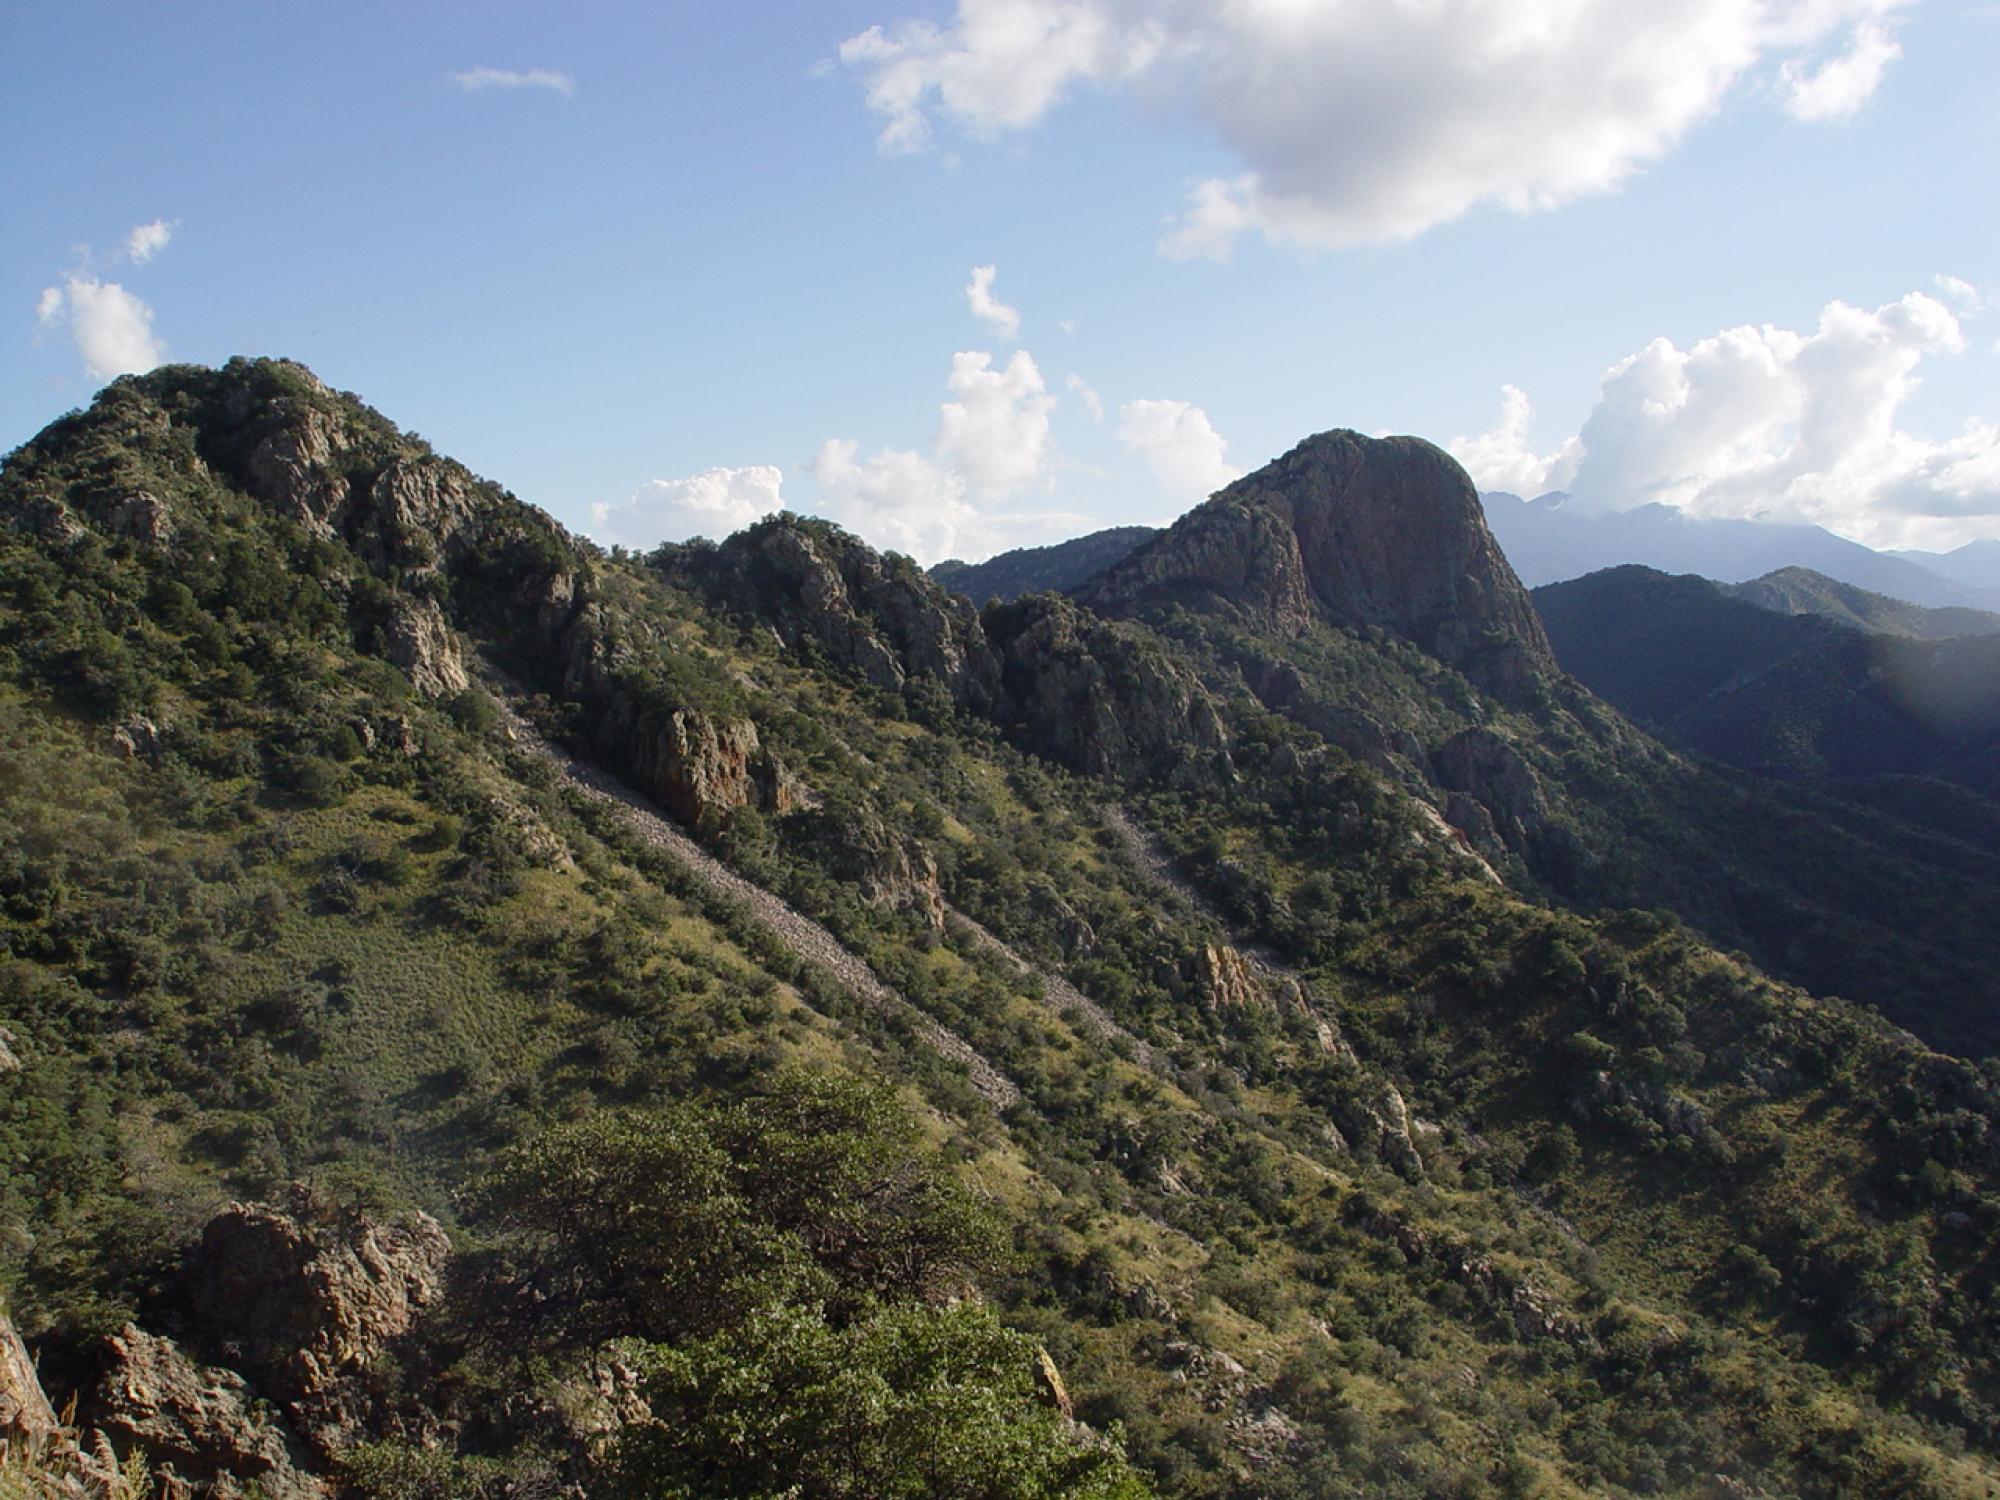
left=932, top=526, right=1160, bottom=603
left=1535, top=564, right=2000, bottom=797
left=1480, top=491, right=2000, bottom=611
left=1726, top=566, right=2000, bottom=639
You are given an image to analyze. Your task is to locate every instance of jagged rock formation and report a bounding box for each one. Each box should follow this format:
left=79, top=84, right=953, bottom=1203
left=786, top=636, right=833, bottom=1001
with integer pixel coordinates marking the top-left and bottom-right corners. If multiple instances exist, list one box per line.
left=985, top=594, right=1229, bottom=781
left=678, top=516, right=1230, bottom=784
left=179, top=1192, right=451, bottom=1458
left=1197, top=944, right=1264, bottom=1013
left=1431, top=727, right=1547, bottom=855
left=381, top=596, right=468, bottom=698
left=795, top=802, right=947, bottom=929
left=620, top=709, right=783, bottom=830
left=1082, top=430, right=1553, bottom=700
left=679, top=517, right=1000, bottom=712
left=91, top=1326, right=326, bottom=1499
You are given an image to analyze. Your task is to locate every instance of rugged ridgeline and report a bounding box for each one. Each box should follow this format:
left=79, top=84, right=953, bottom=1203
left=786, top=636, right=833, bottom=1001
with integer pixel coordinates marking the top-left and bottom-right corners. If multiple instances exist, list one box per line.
left=1081, top=432, right=1554, bottom=703
left=6, top=363, right=2000, bottom=1499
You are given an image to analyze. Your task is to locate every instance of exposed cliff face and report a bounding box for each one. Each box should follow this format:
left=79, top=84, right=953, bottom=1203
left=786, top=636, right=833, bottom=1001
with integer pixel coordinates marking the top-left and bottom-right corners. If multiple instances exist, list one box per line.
left=1431, top=727, right=1547, bottom=855
left=1, top=1306, right=57, bottom=1448
left=1083, top=430, right=1553, bottom=700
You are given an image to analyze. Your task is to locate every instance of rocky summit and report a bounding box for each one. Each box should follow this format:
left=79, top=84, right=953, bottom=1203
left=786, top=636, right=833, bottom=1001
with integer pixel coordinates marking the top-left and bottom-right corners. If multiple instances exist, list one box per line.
left=1081, top=430, right=1553, bottom=700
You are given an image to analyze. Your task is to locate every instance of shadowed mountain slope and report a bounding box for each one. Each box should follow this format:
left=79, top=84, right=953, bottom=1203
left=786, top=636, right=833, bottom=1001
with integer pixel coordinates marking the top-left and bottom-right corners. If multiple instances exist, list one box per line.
left=1536, top=565, right=2000, bottom=795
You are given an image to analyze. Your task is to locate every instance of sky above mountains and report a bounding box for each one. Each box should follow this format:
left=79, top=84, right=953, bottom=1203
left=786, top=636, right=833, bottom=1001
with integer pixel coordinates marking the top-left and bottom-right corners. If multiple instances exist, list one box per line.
left=6, top=1, right=1998, bottom=561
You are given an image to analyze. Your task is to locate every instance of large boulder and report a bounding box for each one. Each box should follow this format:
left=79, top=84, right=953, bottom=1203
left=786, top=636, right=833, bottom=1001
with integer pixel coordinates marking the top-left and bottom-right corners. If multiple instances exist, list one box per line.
left=382, top=596, right=469, bottom=698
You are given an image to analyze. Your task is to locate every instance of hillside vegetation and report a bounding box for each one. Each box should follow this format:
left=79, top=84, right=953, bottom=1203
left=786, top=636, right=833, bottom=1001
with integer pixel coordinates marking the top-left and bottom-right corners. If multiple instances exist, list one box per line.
left=2, top=362, right=1999, bottom=1499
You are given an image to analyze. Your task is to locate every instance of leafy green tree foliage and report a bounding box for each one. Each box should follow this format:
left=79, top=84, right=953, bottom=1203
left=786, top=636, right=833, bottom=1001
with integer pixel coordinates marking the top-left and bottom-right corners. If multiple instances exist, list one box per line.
left=477, top=1071, right=1003, bottom=1341
left=611, top=1299, right=1149, bottom=1500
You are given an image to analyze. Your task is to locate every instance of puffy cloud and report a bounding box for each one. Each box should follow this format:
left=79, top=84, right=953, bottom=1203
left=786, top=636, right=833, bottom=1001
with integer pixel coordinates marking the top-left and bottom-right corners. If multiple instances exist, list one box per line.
left=1780, top=19, right=1900, bottom=121
left=1065, top=373, right=1103, bottom=423
left=839, top=1, right=1155, bottom=154
left=809, top=344, right=1089, bottom=562
left=451, top=67, right=574, bottom=96
left=843, top=0, right=1907, bottom=251
left=935, top=349, right=1054, bottom=499
left=1116, top=398, right=1238, bottom=502
left=1450, top=385, right=1580, bottom=498
left=807, top=436, right=1087, bottom=563
left=1460, top=290, right=2000, bottom=549
left=1935, top=274, right=1984, bottom=315
left=964, top=264, right=1020, bottom=338
left=123, top=219, right=174, bottom=264
left=589, top=465, right=785, bottom=549
left=36, top=274, right=165, bottom=380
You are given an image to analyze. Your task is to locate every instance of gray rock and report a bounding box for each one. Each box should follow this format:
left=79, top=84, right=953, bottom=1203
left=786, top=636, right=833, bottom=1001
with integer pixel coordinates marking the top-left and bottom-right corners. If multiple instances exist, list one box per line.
left=383, top=596, right=468, bottom=698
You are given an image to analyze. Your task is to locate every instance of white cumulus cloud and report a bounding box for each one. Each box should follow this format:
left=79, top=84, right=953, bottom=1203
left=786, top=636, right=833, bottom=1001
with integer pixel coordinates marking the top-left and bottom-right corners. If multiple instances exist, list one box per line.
left=1117, top=398, right=1239, bottom=502
left=843, top=0, right=1908, bottom=252
left=123, top=219, right=175, bottom=265
left=936, top=349, right=1054, bottom=499
left=964, top=264, right=1020, bottom=338
left=1935, top=274, right=1984, bottom=315
left=451, top=67, right=575, bottom=96
left=36, top=274, right=166, bottom=380
left=1450, top=385, right=1581, bottom=498
left=1779, top=18, right=1901, bottom=121
left=810, top=345, right=1088, bottom=563
left=1455, top=289, right=2000, bottom=549
left=589, top=465, right=786, bottom=549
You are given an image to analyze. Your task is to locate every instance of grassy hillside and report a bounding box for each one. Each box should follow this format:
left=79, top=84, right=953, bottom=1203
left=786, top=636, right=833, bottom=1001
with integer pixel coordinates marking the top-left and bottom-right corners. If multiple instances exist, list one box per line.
left=4, top=363, right=2000, bottom=1498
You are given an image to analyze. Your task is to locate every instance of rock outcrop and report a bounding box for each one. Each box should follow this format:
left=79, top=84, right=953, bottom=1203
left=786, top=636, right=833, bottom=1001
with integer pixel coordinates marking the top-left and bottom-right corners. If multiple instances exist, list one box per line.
left=1431, top=727, right=1547, bottom=854
left=382, top=596, right=469, bottom=698
left=1, top=1306, right=57, bottom=1448
left=179, top=1192, right=451, bottom=1458
left=1082, top=430, right=1553, bottom=701
left=985, top=594, right=1229, bottom=782
left=795, top=803, right=946, bottom=929
left=682, top=517, right=1000, bottom=712
left=91, top=1325, right=326, bottom=1499
left=1198, top=945, right=1264, bottom=1013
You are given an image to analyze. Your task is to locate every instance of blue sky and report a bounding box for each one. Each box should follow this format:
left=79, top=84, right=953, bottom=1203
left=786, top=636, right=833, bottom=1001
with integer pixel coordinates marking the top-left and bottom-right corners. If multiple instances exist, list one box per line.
left=6, top=0, right=1998, bottom=560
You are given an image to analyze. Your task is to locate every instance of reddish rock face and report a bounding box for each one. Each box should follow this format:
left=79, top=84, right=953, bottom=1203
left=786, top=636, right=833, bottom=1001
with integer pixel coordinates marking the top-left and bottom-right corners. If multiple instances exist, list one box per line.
left=1, top=1306, right=58, bottom=1448
left=1083, top=429, right=1553, bottom=701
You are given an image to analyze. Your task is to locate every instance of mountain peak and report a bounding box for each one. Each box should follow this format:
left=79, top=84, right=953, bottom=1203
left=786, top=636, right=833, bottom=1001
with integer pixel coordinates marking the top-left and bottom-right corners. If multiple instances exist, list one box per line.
left=1082, top=427, right=1552, bottom=699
